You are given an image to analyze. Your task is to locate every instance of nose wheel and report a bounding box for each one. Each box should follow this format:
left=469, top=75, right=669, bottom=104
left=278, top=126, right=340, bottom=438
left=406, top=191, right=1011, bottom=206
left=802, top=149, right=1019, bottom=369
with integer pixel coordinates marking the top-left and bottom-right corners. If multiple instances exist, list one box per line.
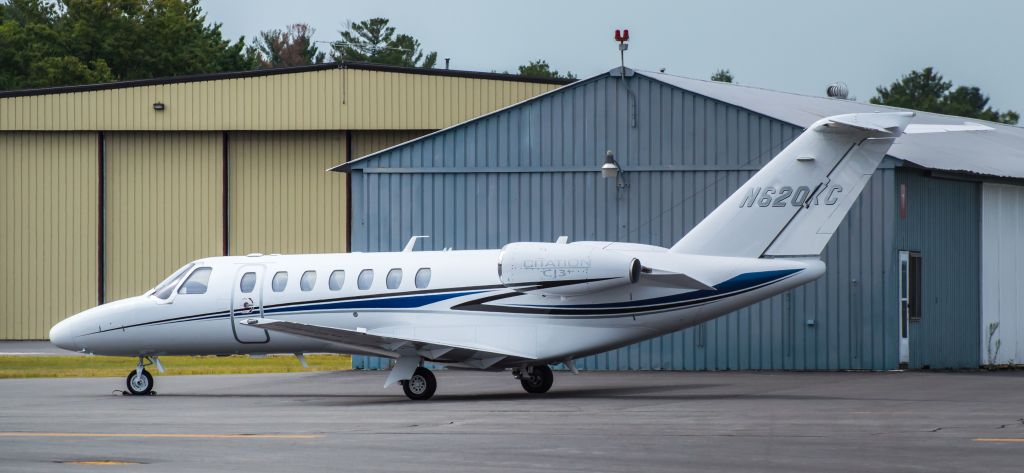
left=126, top=369, right=154, bottom=395
left=517, top=365, right=554, bottom=394
left=125, top=356, right=158, bottom=395
left=401, top=367, right=437, bottom=400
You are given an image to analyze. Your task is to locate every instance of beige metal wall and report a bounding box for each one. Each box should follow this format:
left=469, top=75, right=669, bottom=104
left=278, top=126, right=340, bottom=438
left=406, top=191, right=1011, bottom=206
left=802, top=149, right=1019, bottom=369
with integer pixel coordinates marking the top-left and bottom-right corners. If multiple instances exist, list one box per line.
left=104, top=132, right=223, bottom=301
left=0, top=69, right=560, bottom=132
left=351, top=130, right=430, bottom=159
left=0, top=132, right=98, bottom=339
left=228, top=132, right=348, bottom=255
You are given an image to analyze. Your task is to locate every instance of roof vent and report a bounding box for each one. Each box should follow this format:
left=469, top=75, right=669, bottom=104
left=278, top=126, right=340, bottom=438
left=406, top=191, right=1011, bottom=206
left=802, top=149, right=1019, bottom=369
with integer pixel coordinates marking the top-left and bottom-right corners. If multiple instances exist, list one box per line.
left=826, top=82, right=849, bottom=99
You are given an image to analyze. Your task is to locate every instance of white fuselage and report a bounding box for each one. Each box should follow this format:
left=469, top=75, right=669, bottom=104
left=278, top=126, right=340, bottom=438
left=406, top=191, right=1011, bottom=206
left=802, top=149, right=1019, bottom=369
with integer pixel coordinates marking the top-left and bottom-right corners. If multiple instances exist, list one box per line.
left=51, top=242, right=824, bottom=368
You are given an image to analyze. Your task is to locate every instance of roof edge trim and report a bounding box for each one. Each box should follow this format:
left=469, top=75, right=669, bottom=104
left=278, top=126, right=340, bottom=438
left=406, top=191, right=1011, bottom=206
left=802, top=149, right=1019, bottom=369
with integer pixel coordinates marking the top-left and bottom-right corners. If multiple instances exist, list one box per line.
left=0, top=61, right=575, bottom=99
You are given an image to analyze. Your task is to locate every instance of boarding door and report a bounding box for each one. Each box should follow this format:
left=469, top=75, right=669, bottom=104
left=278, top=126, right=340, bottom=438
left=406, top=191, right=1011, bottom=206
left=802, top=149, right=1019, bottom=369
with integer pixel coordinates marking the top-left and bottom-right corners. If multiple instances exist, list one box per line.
left=230, top=265, right=270, bottom=344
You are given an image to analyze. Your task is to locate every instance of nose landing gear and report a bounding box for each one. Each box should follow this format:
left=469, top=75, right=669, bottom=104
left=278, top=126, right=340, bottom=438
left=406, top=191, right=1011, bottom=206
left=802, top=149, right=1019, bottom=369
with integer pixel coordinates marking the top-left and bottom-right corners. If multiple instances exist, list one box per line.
left=125, top=356, right=160, bottom=395
left=514, top=365, right=554, bottom=394
left=126, top=369, right=153, bottom=395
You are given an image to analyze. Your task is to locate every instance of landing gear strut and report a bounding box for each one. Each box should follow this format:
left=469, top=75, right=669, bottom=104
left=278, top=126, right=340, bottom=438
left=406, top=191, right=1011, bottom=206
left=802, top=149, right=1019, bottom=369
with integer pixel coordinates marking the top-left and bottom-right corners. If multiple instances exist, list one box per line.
left=516, top=365, right=554, bottom=394
left=401, top=367, right=437, bottom=400
left=125, top=356, right=155, bottom=395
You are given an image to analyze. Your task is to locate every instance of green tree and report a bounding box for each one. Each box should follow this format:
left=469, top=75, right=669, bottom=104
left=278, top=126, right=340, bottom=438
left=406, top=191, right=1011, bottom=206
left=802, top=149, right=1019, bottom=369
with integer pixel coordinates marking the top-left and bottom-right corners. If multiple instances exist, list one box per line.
left=517, top=59, right=575, bottom=79
left=331, top=18, right=436, bottom=68
left=871, top=67, right=1018, bottom=125
left=254, top=23, right=325, bottom=69
left=0, top=0, right=256, bottom=91
left=710, top=68, right=733, bottom=83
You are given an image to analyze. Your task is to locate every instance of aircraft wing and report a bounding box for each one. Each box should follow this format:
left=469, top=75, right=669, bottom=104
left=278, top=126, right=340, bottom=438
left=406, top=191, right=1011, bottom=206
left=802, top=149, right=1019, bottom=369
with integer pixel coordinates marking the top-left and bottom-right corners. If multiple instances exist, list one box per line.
left=239, top=318, right=535, bottom=370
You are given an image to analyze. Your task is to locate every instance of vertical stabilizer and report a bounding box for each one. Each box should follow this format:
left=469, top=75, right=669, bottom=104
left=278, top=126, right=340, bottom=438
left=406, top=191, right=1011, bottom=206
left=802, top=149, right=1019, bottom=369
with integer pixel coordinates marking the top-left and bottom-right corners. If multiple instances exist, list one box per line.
left=671, top=112, right=914, bottom=258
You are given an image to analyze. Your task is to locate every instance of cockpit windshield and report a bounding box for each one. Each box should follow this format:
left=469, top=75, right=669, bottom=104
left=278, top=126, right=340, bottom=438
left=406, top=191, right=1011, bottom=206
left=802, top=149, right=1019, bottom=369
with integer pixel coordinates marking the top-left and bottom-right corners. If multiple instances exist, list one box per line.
left=150, top=263, right=195, bottom=300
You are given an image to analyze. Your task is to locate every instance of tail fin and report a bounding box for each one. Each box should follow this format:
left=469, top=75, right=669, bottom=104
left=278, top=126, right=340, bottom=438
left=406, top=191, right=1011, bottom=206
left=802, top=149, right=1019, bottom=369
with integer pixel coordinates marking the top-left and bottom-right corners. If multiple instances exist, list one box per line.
left=671, top=112, right=914, bottom=258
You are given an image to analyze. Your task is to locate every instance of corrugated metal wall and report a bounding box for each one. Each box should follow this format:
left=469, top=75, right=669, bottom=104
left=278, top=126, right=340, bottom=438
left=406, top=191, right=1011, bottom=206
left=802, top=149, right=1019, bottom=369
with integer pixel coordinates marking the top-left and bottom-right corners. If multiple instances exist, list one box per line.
left=351, top=131, right=430, bottom=159
left=980, top=183, right=1023, bottom=366
left=0, top=133, right=99, bottom=339
left=104, top=132, right=223, bottom=301
left=0, top=68, right=560, bottom=132
left=0, top=66, right=562, bottom=340
left=896, top=170, right=980, bottom=369
left=227, top=132, right=348, bottom=255
left=349, top=74, right=900, bottom=370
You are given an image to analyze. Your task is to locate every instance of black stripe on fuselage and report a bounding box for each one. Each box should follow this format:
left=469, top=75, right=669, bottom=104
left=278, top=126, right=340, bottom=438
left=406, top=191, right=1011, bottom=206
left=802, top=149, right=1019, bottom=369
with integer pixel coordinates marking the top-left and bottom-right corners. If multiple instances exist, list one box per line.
left=450, top=271, right=801, bottom=317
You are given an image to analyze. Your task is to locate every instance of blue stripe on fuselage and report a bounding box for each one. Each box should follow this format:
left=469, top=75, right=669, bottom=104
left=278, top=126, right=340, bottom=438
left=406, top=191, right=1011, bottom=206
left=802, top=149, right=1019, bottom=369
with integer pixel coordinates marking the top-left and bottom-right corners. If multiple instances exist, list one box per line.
left=261, top=290, right=487, bottom=315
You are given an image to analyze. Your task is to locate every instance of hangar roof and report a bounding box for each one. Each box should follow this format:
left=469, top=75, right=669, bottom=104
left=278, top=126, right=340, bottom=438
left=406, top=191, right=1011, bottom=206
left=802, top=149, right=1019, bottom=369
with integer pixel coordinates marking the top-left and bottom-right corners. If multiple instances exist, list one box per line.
left=0, top=62, right=570, bottom=132
left=337, top=68, right=1024, bottom=179
left=640, top=71, right=1024, bottom=179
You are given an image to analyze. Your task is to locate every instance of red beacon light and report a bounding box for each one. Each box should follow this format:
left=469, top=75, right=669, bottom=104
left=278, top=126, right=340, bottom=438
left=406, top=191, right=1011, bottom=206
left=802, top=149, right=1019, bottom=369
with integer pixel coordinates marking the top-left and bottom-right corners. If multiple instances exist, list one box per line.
left=614, top=29, right=630, bottom=43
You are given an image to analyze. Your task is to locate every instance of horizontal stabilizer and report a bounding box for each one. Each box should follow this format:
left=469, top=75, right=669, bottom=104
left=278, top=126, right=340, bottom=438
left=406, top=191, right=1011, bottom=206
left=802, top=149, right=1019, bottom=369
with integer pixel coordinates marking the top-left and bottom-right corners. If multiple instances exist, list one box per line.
left=641, top=268, right=716, bottom=290
left=903, top=122, right=994, bottom=134
left=819, top=112, right=914, bottom=135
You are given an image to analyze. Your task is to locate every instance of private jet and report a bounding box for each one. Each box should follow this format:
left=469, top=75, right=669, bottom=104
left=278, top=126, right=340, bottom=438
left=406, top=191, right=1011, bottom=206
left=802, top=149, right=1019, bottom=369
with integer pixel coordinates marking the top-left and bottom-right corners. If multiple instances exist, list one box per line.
left=49, top=112, right=985, bottom=400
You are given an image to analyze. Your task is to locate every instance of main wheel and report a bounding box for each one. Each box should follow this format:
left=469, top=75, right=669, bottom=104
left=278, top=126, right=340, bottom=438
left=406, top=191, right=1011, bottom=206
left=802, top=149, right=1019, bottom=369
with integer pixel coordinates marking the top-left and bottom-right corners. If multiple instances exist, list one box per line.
left=520, top=365, right=553, bottom=394
left=126, top=369, right=154, bottom=395
left=401, top=367, right=437, bottom=400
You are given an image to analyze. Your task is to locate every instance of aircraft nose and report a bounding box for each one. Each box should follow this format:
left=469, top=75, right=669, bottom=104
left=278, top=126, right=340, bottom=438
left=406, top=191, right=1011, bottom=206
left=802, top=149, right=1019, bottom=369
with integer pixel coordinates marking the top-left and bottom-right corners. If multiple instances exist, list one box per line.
left=49, top=317, right=80, bottom=351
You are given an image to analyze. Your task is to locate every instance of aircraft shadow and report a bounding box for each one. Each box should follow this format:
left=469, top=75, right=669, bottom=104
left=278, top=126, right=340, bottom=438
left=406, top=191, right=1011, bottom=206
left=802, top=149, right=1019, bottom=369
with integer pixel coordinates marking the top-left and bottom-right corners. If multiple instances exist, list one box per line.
left=124, top=383, right=876, bottom=407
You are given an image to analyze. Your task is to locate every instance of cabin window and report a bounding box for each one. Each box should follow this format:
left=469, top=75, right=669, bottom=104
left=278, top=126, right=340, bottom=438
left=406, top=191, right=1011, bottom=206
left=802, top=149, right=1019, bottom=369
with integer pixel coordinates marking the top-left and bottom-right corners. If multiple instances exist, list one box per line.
left=329, top=270, right=345, bottom=291
left=178, top=267, right=213, bottom=295
left=272, top=271, right=288, bottom=292
left=300, top=271, right=317, bottom=291
left=151, top=263, right=195, bottom=299
left=239, top=272, right=257, bottom=293
left=357, top=269, right=374, bottom=290
left=415, top=268, right=431, bottom=289
left=386, top=268, right=403, bottom=289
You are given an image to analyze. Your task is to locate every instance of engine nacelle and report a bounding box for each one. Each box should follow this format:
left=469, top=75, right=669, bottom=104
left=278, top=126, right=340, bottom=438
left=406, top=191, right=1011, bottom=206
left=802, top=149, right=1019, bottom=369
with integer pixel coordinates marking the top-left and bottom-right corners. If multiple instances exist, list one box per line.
left=497, top=242, right=641, bottom=296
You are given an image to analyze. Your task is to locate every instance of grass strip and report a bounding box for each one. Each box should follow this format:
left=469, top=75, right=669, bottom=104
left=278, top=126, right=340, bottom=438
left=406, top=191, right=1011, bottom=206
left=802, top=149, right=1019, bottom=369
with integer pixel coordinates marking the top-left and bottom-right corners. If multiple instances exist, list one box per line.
left=0, top=354, right=351, bottom=378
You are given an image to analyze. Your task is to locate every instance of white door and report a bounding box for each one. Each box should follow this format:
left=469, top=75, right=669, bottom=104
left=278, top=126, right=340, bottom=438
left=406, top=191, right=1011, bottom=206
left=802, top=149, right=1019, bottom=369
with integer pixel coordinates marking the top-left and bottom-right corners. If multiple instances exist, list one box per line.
left=898, top=251, right=922, bottom=366
left=230, top=265, right=270, bottom=344
left=898, top=251, right=911, bottom=365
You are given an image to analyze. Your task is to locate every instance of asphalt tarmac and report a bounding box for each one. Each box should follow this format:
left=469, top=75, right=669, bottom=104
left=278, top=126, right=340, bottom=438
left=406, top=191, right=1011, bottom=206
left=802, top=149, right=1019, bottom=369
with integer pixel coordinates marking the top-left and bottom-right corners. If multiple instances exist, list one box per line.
left=0, top=369, right=1021, bottom=472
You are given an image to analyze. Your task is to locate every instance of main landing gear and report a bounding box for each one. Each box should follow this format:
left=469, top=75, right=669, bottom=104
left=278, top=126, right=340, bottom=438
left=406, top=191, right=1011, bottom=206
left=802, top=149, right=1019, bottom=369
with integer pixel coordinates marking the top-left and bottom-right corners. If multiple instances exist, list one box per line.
left=125, top=356, right=161, bottom=395
left=395, top=364, right=555, bottom=400
left=401, top=367, right=437, bottom=400
left=514, top=365, right=554, bottom=394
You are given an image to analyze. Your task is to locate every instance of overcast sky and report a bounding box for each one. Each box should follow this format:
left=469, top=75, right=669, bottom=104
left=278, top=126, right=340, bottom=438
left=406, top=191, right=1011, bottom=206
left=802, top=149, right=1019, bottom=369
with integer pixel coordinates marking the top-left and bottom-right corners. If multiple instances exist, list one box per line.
left=201, top=0, right=1024, bottom=117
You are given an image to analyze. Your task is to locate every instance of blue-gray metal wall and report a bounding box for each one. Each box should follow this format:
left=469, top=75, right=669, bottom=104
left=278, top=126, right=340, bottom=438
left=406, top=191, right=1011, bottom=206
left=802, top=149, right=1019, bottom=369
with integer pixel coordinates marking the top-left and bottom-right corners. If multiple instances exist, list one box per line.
left=347, top=73, right=901, bottom=370
left=896, top=170, right=981, bottom=368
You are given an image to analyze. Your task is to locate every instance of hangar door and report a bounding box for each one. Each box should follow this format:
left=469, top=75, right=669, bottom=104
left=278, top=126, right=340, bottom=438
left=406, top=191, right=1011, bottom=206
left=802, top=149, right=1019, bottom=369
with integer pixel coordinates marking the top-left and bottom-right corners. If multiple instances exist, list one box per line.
left=981, top=183, right=1024, bottom=366
left=227, top=132, right=348, bottom=255
left=0, top=132, right=99, bottom=339
left=104, top=132, right=224, bottom=301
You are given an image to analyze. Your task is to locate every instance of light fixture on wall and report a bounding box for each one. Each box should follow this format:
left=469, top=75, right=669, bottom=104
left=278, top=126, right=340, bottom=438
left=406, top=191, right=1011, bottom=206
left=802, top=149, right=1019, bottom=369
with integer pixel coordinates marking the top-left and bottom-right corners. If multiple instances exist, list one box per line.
left=602, top=150, right=628, bottom=189
left=152, top=102, right=166, bottom=111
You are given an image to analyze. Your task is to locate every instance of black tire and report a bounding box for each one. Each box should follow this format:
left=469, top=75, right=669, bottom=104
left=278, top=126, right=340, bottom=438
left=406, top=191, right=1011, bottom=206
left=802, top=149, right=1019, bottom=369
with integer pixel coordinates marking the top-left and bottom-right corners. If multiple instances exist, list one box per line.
left=520, top=365, right=553, bottom=394
left=401, top=367, right=437, bottom=400
left=126, top=369, right=154, bottom=395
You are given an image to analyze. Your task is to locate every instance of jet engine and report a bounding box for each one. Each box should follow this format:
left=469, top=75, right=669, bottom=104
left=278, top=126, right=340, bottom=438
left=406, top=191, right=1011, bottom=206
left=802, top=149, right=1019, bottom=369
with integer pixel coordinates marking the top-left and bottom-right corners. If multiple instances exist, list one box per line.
left=497, top=242, right=641, bottom=296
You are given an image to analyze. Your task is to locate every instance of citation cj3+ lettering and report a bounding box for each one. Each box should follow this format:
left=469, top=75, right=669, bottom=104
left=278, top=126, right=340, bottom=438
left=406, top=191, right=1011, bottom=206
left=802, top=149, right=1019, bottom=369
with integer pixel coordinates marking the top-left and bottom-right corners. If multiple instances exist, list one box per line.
left=50, top=112, right=988, bottom=400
